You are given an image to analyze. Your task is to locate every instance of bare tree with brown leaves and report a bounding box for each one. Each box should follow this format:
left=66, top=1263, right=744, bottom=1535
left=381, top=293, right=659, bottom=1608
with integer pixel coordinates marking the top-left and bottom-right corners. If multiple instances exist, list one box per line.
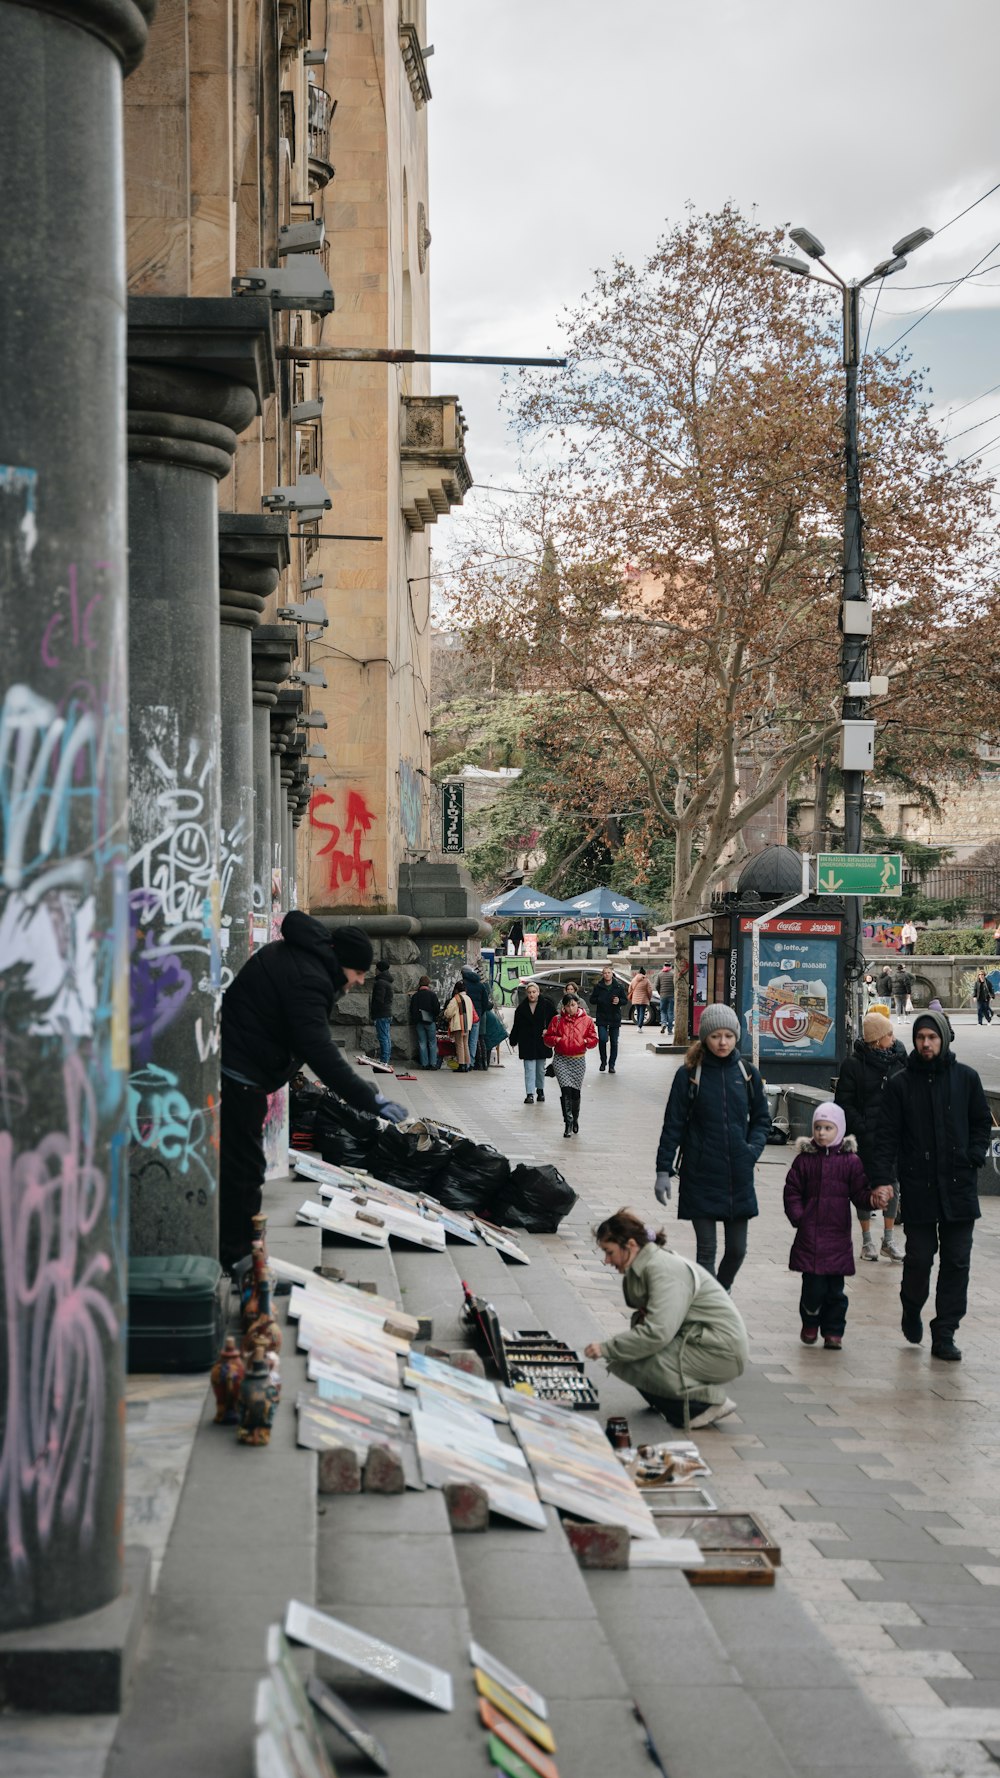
left=445, top=206, right=1000, bottom=930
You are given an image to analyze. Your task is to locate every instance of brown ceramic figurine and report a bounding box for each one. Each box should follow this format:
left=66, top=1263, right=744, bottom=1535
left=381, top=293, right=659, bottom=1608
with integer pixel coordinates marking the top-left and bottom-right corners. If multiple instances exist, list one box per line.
left=238, top=1343, right=279, bottom=1446
left=210, top=1336, right=245, bottom=1424
left=241, top=1240, right=267, bottom=1326
left=242, top=1273, right=282, bottom=1361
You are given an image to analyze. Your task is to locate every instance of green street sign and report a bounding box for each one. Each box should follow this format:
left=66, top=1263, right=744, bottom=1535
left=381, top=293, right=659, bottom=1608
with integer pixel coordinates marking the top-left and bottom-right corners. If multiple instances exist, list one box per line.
left=816, top=853, right=903, bottom=897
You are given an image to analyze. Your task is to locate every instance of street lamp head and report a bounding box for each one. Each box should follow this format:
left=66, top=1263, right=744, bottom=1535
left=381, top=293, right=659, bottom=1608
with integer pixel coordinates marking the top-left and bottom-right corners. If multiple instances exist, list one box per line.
left=789, top=226, right=827, bottom=259
left=770, top=253, right=812, bottom=277
left=871, top=255, right=908, bottom=279
left=892, top=225, right=934, bottom=257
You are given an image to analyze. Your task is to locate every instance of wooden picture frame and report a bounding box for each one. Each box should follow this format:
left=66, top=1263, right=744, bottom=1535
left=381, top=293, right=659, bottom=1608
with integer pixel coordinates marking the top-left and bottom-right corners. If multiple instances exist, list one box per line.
left=658, top=1510, right=781, bottom=1564
left=685, top=1549, right=776, bottom=1586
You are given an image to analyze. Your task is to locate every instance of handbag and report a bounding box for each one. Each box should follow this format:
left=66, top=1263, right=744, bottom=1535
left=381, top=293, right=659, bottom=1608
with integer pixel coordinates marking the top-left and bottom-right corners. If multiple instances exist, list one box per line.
left=545, top=1062, right=555, bottom=1078
left=905, top=995, right=914, bottom=1014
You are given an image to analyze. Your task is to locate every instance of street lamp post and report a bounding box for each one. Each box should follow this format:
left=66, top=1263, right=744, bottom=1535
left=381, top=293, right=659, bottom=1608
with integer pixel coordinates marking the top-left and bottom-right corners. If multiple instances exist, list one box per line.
left=770, top=223, right=933, bottom=1040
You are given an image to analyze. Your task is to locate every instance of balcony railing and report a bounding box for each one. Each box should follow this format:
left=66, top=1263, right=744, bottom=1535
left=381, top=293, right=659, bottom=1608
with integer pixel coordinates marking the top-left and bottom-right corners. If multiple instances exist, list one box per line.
left=307, top=85, right=336, bottom=190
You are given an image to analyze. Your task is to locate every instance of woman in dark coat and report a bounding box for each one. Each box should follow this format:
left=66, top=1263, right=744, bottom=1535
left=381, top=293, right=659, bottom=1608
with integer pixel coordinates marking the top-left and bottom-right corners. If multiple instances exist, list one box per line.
left=834, top=1008, right=907, bottom=1262
left=655, top=1004, right=771, bottom=1292
left=509, top=980, right=557, bottom=1103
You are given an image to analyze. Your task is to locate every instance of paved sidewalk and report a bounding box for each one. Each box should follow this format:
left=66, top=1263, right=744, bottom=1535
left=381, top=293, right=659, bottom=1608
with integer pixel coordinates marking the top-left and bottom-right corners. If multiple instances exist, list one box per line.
left=406, top=1027, right=1000, bottom=1778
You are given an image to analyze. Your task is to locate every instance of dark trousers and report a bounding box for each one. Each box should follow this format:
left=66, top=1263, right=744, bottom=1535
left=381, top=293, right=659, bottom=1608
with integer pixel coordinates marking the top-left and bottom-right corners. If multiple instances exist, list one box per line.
left=799, top=1272, right=849, bottom=1338
left=977, top=1003, right=993, bottom=1025
left=691, top=1217, right=749, bottom=1292
left=901, top=1218, right=975, bottom=1340
left=597, top=1023, right=619, bottom=1068
left=219, top=1073, right=269, bottom=1267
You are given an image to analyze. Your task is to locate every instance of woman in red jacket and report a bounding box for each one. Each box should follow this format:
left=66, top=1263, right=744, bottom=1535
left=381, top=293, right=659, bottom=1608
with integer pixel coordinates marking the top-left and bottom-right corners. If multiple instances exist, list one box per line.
left=543, top=993, right=599, bottom=1138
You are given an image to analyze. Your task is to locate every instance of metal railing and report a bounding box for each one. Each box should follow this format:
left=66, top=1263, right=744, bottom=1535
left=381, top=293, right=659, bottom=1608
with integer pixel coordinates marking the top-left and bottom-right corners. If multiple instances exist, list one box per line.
left=307, top=86, right=333, bottom=166
left=902, top=866, right=1000, bottom=907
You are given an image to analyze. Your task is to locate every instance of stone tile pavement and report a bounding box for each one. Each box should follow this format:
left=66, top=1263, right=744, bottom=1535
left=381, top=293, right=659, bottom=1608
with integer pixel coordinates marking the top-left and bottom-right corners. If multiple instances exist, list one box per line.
left=403, top=1024, right=1000, bottom=1777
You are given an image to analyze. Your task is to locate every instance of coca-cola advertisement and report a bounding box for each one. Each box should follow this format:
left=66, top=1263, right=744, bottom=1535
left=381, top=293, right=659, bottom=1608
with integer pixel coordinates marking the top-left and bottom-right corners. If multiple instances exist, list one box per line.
left=738, top=919, right=841, bottom=1060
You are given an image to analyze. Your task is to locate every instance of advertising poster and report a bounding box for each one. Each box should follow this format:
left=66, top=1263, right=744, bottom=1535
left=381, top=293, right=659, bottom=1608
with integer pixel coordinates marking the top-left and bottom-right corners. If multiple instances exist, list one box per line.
left=738, top=918, right=841, bottom=1060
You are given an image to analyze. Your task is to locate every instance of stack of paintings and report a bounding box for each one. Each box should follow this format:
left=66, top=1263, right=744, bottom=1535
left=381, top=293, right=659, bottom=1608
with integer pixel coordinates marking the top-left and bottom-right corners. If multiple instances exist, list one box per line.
left=504, top=1391, right=659, bottom=1541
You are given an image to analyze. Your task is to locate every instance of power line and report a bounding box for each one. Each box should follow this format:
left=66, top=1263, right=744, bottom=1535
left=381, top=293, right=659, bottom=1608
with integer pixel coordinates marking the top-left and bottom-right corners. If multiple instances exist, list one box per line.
left=943, top=377, right=1000, bottom=419
left=879, top=234, right=1000, bottom=353
left=933, top=175, right=1000, bottom=239
left=943, top=406, right=1000, bottom=445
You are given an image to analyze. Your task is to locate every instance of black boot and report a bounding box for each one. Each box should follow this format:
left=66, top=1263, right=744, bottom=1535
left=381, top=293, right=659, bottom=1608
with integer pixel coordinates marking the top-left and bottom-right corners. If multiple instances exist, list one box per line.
left=561, top=1094, right=573, bottom=1138
left=570, top=1088, right=580, bottom=1133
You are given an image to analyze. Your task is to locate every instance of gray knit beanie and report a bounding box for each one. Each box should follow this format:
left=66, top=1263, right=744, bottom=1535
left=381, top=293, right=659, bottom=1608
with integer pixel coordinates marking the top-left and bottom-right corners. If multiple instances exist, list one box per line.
left=698, top=1003, right=741, bottom=1040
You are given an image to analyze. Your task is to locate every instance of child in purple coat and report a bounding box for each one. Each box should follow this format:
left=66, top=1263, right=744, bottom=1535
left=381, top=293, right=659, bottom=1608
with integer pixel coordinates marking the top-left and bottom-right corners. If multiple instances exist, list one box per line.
left=784, top=1102, right=892, bottom=1349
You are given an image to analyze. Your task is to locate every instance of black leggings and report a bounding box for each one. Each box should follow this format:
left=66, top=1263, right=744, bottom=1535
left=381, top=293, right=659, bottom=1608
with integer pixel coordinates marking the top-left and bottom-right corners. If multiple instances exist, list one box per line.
left=691, top=1217, right=749, bottom=1292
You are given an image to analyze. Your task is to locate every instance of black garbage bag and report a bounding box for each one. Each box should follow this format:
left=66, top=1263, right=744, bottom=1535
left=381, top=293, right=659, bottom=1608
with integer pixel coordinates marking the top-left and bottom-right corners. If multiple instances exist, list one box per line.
left=368, top=1124, right=452, bottom=1191
left=314, top=1096, right=381, bottom=1169
left=498, top=1163, right=577, bottom=1234
left=435, top=1139, right=511, bottom=1217
left=289, top=1079, right=328, bottom=1145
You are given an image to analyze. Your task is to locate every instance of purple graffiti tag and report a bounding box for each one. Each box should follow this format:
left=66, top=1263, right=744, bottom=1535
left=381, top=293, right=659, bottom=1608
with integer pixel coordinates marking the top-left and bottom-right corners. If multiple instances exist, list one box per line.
left=128, top=887, right=192, bottom=1064
left=0, top=1052, right=119, bottom=1572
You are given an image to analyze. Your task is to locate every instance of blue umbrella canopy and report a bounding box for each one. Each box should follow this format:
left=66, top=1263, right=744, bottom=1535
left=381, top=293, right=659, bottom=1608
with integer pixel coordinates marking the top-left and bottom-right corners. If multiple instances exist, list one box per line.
left=482, top=885, right=572, bottom=917
left=564, top=886, right=654, bottom=920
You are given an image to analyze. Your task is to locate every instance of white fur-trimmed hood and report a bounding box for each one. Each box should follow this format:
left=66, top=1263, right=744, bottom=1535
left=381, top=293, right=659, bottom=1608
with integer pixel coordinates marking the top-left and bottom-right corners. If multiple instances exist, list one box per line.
left=794, top=1134, right=858, bottom=1156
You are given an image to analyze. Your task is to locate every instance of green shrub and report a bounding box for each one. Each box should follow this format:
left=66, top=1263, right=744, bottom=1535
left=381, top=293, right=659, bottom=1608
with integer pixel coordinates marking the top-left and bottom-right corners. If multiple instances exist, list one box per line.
left=915, top=928, right=998, bottom=956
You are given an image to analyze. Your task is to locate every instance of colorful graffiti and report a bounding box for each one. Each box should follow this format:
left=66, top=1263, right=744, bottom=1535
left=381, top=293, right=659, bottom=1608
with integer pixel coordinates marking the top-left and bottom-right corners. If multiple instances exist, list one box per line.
left=309, top=787, right=377, bottom=898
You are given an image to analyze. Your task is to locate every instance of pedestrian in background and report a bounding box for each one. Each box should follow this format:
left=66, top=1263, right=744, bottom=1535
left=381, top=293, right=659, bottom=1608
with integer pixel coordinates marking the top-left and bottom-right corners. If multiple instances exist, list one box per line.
left=835, top=1008, right=906, bottom=1262
left=654, top=1003, right=771, bottom=1292
left=592, top=962, right=628, bottom=1073
left=409, top=974, right=441, bottom=1070
left=891, top=962, right=912, bottom=1020
left=655, top=961, right=675, bottom=1037
left=784, top=1103, right=892, bottom=1350
left=543, top=992, right=598, bottom=1137
left=899, top=919, right=918, bottom=956
left=973, top=968, right=994, bottom=1025
left=873, top=1009, right=992, bottom=1362
left=863, top=970, right=876, bottom=1004
left=877, top=963, right=893, bottom=1002
left=443, top=979, right=476, bottom=1071
left=370, top=959, right=394, bottom=1066
left=461, top=963, right=491, bottom=1068
left=510, top=979, right=556, bottom=1103
left=627, top=965, right=653, bottom=1030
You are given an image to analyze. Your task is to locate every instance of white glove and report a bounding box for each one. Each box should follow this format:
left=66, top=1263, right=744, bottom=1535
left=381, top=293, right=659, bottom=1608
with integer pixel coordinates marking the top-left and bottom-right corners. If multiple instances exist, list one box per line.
left=654, top=1171, right=673, bottom=1204
left=374, top=1094, right=407, bottom=1124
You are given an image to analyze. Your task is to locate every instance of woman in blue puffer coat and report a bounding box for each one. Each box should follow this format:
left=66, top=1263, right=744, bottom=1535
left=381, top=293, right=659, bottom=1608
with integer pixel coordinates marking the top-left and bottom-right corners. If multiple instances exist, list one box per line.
left=655, top=1004, right=771, bottom=1292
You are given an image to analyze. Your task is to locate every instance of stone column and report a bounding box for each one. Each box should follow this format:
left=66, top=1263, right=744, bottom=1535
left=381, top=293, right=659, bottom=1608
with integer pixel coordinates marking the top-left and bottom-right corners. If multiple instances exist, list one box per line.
left=0, top=0, right=153, bottom=1633
left=218, top=520, right=289, bottom=979
left=126, top=298, right=274, bottom=1259
left=251, top=625, right=297, bottom=942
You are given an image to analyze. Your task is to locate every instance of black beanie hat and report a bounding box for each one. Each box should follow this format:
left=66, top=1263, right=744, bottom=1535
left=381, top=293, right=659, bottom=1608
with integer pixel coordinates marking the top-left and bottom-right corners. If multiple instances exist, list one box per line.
left=912, top=1008, right=951, bottom=1054
left=376, top=959, right=391, bottom=974
left=329, top=925, right=374, bottom=972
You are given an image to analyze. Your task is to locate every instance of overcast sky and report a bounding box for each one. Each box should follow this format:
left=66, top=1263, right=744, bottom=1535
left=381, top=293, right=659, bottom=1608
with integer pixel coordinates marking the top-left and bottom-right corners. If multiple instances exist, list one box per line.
left=427, top=0, right=1000, bottom=519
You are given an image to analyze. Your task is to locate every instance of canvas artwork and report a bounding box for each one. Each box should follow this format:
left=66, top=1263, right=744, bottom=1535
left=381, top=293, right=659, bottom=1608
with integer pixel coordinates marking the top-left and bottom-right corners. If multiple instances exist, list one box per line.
left=629, top=1538, right=705, bottom=1569
left=469, top=1642, right=549, bottom=1722
left=411, top=1384, right=504, bottom=1433
left=270, top=1259, right=420, bottom=1337
left=474, top=1671, right=557, bottom=1752
left=262, top=1628, right=338, bottom=1778
left=305, top=1675, right=390, bottom=1774
left=284, top=1601, right=454, bottom=1711
left=472, top=1222, right=531, bottom=1264
left=307, top=1355, right=410, bottom=1413
left=294, top=1300, right=411, bottom=1359
left=508, top=1407, right=659, bottom=1541
left=287, top=1284, right=410, bottom=1343
left=410, top=1407, right=547, bottom=1530
left=408, top=1350, right=505, bottom=1406
left=296, top=1399, right=423, bottom=1489
left=480, top=1704, right=560, bottom=1778
left=296, top=1198, right=390, bottom=1248
left=488, top=1732, right=552, bottom=1778
left=300, top=1327, right=402, bottom=1390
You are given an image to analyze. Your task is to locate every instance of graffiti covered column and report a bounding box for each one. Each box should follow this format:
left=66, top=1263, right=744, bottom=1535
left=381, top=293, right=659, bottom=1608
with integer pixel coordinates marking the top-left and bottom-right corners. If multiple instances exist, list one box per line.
left=217, top=518, right=289, bottom=978
left=0, top=0, right=153, bottom=1632
left=249, top=625, right=295, bottom=951
left=126, top=298, right=274, bottom=1258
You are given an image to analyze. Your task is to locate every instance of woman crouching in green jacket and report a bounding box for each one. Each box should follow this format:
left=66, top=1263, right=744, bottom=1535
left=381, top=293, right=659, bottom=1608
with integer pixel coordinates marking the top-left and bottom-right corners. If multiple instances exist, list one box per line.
left=584, top=1209, right=748, bottom=1430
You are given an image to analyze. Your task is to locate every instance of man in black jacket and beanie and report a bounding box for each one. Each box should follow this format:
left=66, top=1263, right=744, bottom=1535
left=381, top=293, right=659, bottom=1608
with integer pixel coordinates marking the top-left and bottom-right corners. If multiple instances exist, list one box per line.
left=872, top=1008, right=991, bottom=1361
left=219, top=913, right=406, bottom=1268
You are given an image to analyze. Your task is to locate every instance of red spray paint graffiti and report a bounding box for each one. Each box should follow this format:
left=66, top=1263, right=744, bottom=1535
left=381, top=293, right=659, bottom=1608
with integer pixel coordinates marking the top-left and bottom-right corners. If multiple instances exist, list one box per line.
left=309, top=789, right=377, bottom=897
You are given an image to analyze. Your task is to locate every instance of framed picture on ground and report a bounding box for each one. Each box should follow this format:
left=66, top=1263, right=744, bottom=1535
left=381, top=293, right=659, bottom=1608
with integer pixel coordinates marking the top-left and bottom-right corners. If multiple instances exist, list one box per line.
left=657, top=1510, right=781, bottom=1563
left=685, top=1549, right=776, bottom=1586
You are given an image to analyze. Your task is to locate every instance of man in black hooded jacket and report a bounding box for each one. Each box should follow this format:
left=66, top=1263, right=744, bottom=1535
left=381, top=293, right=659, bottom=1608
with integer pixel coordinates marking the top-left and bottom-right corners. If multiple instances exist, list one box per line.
left=872, top=1008, right=991, bottom=1362
left=219, top=913, right=406, bottom=1268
